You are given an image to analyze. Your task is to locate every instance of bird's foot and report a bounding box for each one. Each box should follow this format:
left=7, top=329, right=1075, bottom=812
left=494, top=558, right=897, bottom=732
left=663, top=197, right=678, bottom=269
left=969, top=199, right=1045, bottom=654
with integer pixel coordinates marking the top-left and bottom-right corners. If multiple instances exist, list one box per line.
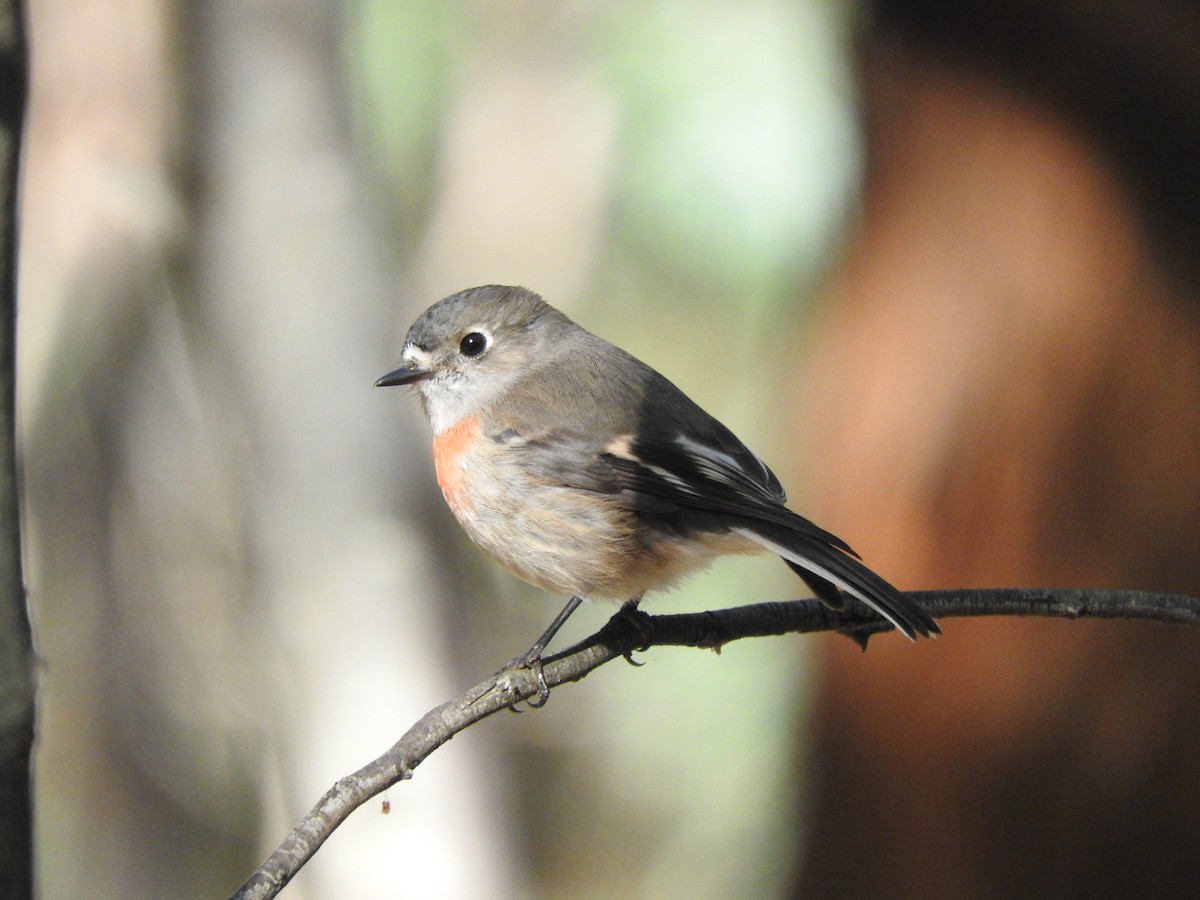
left=485, top=645, right=553, bottom=712
left=610, top=599, right=653, bottom=666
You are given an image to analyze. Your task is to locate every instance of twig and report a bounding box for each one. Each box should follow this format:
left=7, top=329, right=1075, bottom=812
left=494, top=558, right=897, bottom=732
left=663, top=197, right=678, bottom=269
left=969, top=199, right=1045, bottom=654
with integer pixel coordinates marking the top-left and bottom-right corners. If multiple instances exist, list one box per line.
left=230, top=587, right=1200, bottom=899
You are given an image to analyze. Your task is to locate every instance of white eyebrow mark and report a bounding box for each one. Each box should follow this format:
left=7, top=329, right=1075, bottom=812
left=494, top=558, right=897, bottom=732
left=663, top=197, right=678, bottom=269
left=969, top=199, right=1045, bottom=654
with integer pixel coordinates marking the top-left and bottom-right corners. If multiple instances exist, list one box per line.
left=402, top=343, right=433, bottom=367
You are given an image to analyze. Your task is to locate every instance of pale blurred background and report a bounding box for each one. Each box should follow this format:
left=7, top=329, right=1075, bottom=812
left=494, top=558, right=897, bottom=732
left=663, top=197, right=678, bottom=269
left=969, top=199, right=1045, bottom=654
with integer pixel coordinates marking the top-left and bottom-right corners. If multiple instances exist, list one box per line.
left=25, top=1, right=858, bottom=897
left=21, top=0, right=1200, bottom=898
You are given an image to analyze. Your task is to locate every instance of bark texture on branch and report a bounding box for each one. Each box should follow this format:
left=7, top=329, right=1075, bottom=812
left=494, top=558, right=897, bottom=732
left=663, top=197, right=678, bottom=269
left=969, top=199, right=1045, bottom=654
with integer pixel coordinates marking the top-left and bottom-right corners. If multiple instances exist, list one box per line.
left=231, top=587, right=1200, bottom=899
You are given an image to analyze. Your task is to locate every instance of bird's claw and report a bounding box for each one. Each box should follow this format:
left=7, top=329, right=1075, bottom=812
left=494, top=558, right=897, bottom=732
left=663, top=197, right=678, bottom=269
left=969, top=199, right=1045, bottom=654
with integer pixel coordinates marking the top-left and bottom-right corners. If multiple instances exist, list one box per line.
left=493, top=650, right=552, bottom=711
left=521, top=653, right=551, bottom=708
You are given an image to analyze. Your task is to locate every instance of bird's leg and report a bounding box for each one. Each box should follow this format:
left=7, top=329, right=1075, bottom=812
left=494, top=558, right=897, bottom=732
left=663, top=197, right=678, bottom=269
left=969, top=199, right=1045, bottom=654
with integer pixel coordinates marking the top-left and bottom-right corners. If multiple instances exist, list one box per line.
left=502, top=594, right=584, bottom=708
left=525, top=594, right=584, bottom=662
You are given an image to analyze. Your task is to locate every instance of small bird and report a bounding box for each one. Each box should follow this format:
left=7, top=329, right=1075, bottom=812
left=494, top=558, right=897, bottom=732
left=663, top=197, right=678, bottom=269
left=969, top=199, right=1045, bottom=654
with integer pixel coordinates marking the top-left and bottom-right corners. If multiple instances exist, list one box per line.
left=378, top=286, right=937, bottom=699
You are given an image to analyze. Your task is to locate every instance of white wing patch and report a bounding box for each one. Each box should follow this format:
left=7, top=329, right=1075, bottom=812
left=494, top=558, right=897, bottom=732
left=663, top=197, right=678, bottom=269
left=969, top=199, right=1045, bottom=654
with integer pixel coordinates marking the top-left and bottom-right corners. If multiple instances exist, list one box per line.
left=674, top=434, right=780, bottom=500
left=645, top=463, right=697, bottom=494
left=608, top=434, right=704, bottom=497
left=605, top=434, right=636, bottom=459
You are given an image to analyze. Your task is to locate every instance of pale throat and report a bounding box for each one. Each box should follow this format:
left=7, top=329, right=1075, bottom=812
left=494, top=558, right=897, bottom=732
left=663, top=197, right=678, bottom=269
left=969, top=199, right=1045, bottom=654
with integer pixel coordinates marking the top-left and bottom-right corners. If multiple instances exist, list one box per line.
left=419, top=371, right=517, bottom=435
left=420, top=376, right=487, bottom=434
left=399, top=343, right=470, bottom=434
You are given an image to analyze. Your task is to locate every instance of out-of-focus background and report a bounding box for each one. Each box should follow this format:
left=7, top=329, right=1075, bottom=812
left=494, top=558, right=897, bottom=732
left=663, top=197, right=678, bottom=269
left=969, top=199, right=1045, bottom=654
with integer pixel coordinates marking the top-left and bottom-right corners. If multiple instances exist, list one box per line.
left=22, top=1, right=1200, bottom=898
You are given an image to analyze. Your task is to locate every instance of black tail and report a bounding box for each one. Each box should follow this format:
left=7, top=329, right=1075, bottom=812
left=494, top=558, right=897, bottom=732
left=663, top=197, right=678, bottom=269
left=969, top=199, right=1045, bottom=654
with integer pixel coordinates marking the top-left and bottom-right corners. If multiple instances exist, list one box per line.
left=736, top=523, right=938, bottom=640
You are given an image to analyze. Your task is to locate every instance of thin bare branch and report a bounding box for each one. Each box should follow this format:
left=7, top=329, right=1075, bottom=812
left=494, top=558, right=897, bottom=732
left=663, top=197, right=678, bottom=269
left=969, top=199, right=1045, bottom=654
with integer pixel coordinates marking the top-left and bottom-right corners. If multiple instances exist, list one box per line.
left=231, top=587, right=1200, bottom=899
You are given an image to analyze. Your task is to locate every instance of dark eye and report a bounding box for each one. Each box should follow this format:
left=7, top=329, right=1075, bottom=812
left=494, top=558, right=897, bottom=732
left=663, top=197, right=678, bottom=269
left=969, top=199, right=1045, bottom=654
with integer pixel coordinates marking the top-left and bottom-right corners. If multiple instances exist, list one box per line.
left=459, top=332, right=488, bottom=357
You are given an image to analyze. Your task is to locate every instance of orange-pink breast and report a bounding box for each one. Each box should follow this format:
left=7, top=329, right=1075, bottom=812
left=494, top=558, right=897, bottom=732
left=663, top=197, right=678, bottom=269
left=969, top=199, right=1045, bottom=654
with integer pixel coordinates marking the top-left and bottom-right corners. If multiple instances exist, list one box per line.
left=432, top=415, right=480, bottom=520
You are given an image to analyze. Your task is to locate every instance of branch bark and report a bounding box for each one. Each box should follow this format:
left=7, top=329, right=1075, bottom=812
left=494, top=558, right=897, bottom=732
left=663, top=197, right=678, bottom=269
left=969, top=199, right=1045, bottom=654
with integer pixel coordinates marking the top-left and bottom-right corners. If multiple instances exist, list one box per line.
left=231, top=587, right=1200, bottom=899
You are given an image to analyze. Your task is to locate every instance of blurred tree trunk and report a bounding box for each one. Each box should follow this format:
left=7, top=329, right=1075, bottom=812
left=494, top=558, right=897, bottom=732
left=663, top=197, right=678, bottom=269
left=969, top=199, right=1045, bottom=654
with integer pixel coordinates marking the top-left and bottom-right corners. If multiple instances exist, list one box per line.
left=790, top=2, right=1200, bottom=896
left=181, top=2, right=517, bottom=895
left=0, top=0, right=32, bottom=894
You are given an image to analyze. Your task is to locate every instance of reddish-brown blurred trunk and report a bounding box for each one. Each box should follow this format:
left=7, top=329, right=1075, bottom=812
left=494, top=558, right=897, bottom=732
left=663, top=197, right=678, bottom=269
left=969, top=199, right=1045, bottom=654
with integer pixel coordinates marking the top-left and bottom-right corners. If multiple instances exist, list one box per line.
left=790, top=7, right=1200, bottom=895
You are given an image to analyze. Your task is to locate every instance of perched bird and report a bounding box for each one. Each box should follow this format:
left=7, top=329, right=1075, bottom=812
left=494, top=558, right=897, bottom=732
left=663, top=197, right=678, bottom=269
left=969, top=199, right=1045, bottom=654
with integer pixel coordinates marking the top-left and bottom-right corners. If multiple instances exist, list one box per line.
left=378, top=285, right=937, bottom=699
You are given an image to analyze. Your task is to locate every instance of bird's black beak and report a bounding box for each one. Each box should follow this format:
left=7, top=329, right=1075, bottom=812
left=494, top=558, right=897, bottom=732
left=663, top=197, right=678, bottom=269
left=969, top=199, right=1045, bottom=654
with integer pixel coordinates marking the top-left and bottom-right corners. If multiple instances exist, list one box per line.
left=375, top=364, right=433, bottom=387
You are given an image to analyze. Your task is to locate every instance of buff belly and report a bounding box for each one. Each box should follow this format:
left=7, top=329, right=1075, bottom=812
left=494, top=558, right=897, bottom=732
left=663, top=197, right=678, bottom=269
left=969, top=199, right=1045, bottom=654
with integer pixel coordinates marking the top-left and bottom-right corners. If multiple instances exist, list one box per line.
left=432, top=416, right=759, bottom=601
